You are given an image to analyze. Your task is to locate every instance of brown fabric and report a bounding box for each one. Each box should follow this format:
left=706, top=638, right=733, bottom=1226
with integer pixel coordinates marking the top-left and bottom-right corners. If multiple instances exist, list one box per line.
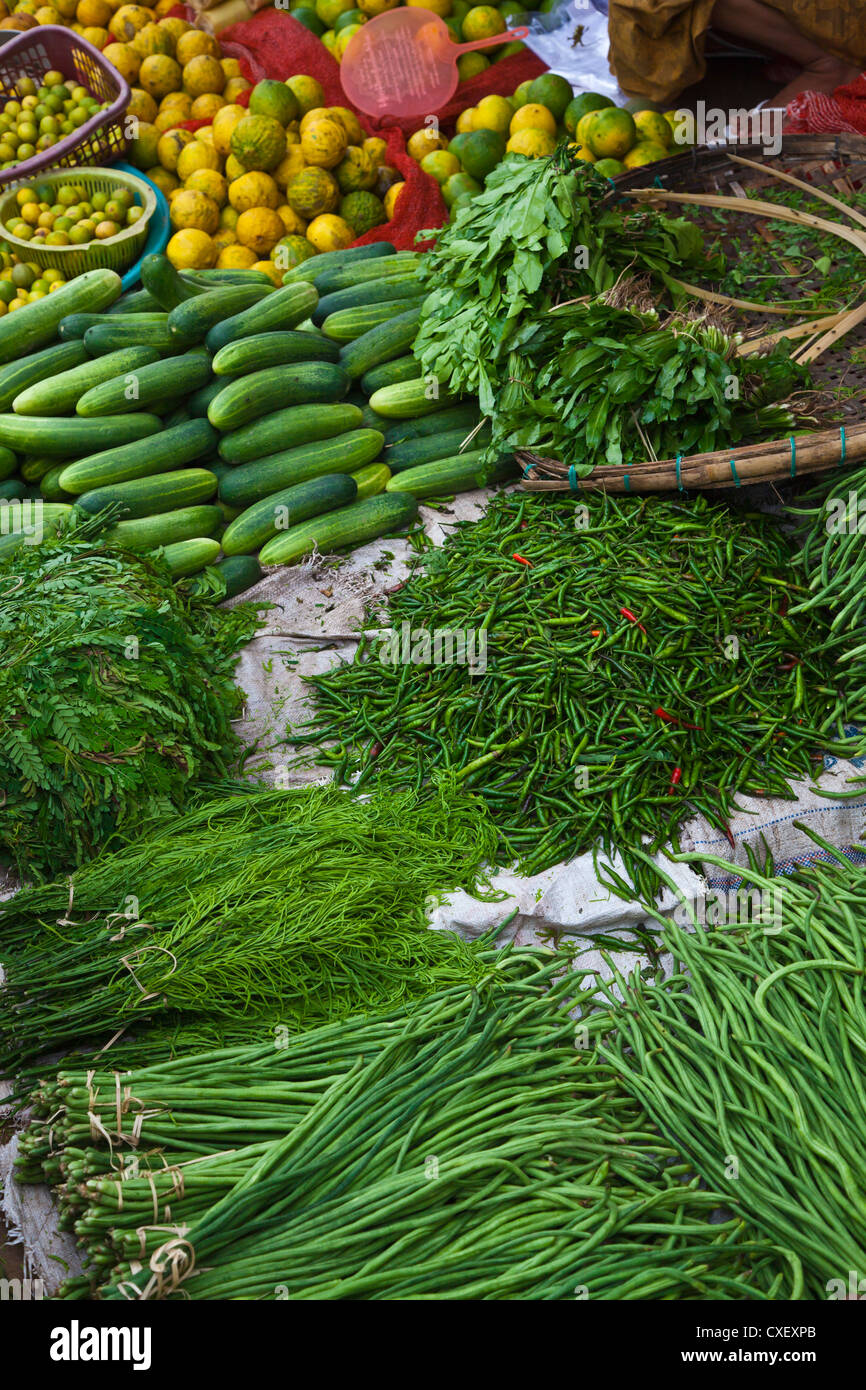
left=608, top=0, right=866, bottom=104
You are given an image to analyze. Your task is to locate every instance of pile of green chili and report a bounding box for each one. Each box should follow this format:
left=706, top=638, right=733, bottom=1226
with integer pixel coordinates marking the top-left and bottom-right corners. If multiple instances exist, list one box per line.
left=790, top=461, right=866, bottom=649
left=591, top=832, right=866, bottom=1300
left=292, top=491, right=866, bottom=893
left=23, top=945, right=800, bottom=1301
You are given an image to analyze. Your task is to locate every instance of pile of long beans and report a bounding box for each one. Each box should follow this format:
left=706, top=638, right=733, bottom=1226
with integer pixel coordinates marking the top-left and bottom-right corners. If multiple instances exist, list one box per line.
left=592, top=832, right=866, bottom=1300
left=23, top=946, right=800, bottom=1301
left=0, top=781, right=495, bottom=1088
left=293, top=491, right=865, bottom=891
left=790, top=462, right=866, bottom=651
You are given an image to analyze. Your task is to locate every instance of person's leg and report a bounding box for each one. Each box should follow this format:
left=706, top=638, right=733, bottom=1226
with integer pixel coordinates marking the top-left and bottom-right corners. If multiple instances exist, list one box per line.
left=712, top=0, right=862, bottom=102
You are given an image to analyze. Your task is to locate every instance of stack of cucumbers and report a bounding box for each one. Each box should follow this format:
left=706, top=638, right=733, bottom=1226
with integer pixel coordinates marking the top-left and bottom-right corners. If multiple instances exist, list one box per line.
left=0, top=246, right=514, bottom=594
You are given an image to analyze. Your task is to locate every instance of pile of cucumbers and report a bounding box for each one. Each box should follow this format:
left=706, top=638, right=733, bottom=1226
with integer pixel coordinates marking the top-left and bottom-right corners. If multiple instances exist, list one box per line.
left=0, top=244, right=513, bottom=592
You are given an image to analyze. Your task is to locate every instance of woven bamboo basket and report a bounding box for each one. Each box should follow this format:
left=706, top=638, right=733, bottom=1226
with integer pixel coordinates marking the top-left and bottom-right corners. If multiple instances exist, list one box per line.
left=520, top=134, right=866, bottom=494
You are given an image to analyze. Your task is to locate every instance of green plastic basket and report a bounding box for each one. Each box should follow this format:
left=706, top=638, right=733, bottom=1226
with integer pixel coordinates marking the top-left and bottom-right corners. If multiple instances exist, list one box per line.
left=0, top=166, right=156, bottom=276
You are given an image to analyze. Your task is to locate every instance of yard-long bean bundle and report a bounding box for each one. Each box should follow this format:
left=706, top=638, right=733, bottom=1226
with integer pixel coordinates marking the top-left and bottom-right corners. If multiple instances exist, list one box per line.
left=0, top=781, right=495, bottom=1086
left=790, top=462, right=866, bottom=648
left=593, top=836, right=866, bottom=1300
left=26, top=947, right=801, bottom=1301
left=293, top=491, right=866, bottom=890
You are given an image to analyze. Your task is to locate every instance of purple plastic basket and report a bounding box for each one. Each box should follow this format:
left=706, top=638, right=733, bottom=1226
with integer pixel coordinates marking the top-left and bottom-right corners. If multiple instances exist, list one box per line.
left=0, top=25, right=130, bottom=188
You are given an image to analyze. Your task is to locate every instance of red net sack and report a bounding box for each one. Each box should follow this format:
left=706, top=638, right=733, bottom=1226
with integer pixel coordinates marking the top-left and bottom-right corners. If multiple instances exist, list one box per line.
left=785, top=71, right=866, bottom=135
left=172, top=7, right=547, bottom=248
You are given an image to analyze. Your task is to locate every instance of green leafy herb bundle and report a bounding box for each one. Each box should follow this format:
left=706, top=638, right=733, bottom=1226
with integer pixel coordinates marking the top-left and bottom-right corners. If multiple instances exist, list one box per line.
left=497, top=298, right=810, bottom=471
left=0, top=524, right=259, bottom=882
left=414, top=155, right=721, bottom=421
left=0, top=781, right=495, bottom=1082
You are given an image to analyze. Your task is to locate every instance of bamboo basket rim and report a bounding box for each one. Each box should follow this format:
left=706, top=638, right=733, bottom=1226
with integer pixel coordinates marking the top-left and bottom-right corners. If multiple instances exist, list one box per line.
left=520, top=134, right=866, bottom=494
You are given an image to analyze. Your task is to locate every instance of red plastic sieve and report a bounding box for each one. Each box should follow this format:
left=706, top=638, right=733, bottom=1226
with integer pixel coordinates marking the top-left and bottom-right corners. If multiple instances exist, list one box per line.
left=341, top=8, right=530, bottom=121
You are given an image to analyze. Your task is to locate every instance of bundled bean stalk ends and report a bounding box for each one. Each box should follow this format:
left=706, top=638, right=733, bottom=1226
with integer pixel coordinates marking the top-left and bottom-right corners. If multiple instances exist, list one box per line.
left=18, top=945, right=803, bottom=1301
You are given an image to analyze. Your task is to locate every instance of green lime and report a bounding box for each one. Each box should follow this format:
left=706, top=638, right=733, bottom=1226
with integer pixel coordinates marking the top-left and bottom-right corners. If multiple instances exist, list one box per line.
left=442, top=171, right=482, bottom=208
left=11, top=263, right=33, bottom=288
left=334, top=8, right=365, bottom=30
left=593, top=157, right=625, bottom=178
left=459, top=127, right=506, bottom=180
left=447, top=131, right=473, bottom=161
left=290, top=7, right=325, bottom=35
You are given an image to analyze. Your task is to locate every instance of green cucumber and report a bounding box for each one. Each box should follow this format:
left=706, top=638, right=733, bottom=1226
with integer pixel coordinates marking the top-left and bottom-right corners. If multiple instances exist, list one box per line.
left=383, top=402, right=481, bottom=444
left=20, top=456, right=54, bottom=483
left=0, top=445, right=17, bottom=480
left=168, top=283, right=273, bottom=345
left=204, top=281, right=319, bottom=354
left=39, top=464, right=75, bottom=502
left=312, top=274, right=423, bottom=326
left=183, top=268, right=275, bottom=287
left=350, top=462, right=391, bottom=500
left=386, top=425, right=490, bottom=472
left=221, top=473, right=358, bottom=555
left=76, top=351, right=213, bottom=417
left=0, top=503, right=74, bottom=561
left=0, top=268, right=121, bottom=363
left=219, top=429, right=384, bottom=508
left=211, top=330, right=340, bottom=377
left=322, top=298, right=424, bottom=344
left=76, top=467, right=218, bottom=519
left=58, top=418, right=219, bottom=494
left=13, top=347, right=160, bottom=417
left=188, top=378, right=224, bottom=419
left=312, top=253, right=421, bottom=296
left=158, top=537, right=221, bottom=578
left=360, top=402, right=390, bottom=432
left=385, top=452, right=516, bottom=498
left=218, top=402, right=363, bottom=466
left=282, top=242, right=395, bottom=286
left=0, top=412, right=162, bottom=459
left=0, top=342, right=89, bottom=412
left=140, top=254, right=206, bottom=309
left=207, top=362, right=349, bottom=432
left=188, top=552, right=262, bottom=599
left=369, top=378, right=457, bottom=419
left=259, top=491, right=418, bottom=566
left=60, top=312, right=166, bottom=341
left=361, top=355, right=422, bottom=396
left=105, top=504, right=222, bottom=552
left=84, top=320, right=176, bottom=355
left=108, top=287, right=162, bottom=314
left=0, top=478, right=25, bottom=500
left=338, top=306, right=423, bottom=380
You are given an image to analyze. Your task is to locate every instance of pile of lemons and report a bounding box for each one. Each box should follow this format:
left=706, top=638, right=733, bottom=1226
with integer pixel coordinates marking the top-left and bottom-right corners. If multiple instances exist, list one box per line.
left=408, top=78, right=687, bottom=212
left=288, top=0, right=547, bottom=71
left=126, top=63, right=406, bottom=274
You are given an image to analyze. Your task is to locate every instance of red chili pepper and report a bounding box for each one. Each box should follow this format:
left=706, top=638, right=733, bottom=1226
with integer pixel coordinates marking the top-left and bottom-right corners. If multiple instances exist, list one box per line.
left=513, top=553, right=532, bottom=567
left=620, top=606, right=647, bottom=634
left=669, top=766, right=682, bottom=788
left=779, top=595, right=789, bottom=618
left=654, top=706, right=702, bottom=731
left=722, top=823, right=736, bottom=854
left=778, top=653, right=800, bottom=671
left=519, top=521, right=528, bottom=530
left=370, top=741, right=383, bottom=759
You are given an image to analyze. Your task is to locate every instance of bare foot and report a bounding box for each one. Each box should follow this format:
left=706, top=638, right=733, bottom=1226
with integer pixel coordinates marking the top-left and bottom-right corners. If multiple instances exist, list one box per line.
left=771, top=54, right=862, bottom=106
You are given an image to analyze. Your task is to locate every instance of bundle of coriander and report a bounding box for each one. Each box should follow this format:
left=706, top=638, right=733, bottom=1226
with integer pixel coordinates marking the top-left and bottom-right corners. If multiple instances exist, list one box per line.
left=0, top=522, right=259, bottom=882
left=0, top=781, right=496, bottom=1084
left=291, top=491, right=866, bottom=893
